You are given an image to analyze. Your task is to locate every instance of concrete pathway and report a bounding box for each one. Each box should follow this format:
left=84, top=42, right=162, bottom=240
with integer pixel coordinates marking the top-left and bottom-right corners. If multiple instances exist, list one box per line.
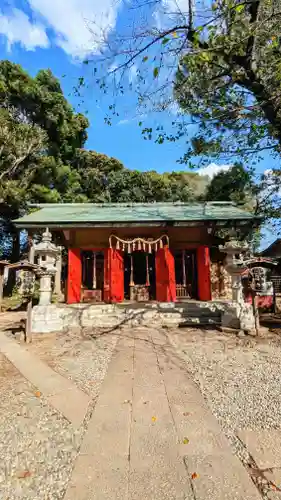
left=0, top=332, right=90, bottom=427
left=65, top=328, right=261, bottom=500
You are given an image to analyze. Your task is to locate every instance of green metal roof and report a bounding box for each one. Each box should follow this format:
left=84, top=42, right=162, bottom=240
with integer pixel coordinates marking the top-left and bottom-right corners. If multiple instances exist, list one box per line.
left=14, top=202, right=257, bottom=228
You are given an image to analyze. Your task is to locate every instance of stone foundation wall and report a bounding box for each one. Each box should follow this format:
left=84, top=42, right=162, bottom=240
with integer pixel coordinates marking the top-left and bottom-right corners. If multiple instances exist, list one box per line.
left=31, top=302, right=227, bottom=334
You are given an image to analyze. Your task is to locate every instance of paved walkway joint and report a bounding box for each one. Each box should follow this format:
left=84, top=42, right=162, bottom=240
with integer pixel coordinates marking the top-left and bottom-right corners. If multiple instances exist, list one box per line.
left=0, top=333, right=90, bottom=428
left=65, top=328, right=261, bottom=500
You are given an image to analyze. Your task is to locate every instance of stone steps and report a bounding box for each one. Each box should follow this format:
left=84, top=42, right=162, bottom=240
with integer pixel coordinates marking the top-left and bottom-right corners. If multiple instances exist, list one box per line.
left=177, top=316, right=221, bottom=328
left=32, top=302, right=225, bottom=333
left=180, top=316, right=221, bottom=326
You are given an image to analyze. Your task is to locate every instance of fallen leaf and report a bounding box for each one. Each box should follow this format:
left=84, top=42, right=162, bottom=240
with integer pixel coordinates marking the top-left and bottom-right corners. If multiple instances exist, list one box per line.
left=183, top=412, right=190, bottom=417
left=34, top=391, right=41, bottom=398
left=152, top=416, right=157, bottom=422
left=183, top=437, right=189, bottom=444
left=191, top=473, right=198, bottom=480
left=17, top=470, right=32, bottom=479
left=123, top=400, right=131, bottom=404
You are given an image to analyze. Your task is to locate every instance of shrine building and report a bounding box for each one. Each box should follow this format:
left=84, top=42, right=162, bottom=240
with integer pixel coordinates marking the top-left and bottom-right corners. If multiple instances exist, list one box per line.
left=15, top=202, right=257, bottom=305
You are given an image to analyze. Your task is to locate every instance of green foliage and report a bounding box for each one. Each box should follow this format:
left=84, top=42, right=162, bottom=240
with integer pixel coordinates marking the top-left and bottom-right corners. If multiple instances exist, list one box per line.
left=0, top=60, right=259, bottom=260
left=0, top=60, right=89, bottom=162
left=205, top=163, right=262, bottom=246
left=205, top=164, right=255, bottom=205
left=92, top=0, right=280, bottom=178
left=72, top=150, right=206, bottom=203
left=174, top=0, right=281, bottom=163
left=0, top=61, right=90, bottom=220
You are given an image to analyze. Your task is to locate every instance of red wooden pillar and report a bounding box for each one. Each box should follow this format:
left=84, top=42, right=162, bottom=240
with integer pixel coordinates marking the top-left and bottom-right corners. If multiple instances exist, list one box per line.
left=67, top=248, right=82, bottom=304
left=104, top=248, right=124, bottom=303
left=110, top=248, right=124, bottom=302
left=103, top=248, right=111, bottom=303
left=197, top=246, right=211, bottom=301
left=156, top=247, right=176, bottom=302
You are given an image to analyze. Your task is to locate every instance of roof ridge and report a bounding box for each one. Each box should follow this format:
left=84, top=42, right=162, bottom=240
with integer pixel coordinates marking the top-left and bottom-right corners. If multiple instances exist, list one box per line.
left=28, top=201, right=237, bottom=208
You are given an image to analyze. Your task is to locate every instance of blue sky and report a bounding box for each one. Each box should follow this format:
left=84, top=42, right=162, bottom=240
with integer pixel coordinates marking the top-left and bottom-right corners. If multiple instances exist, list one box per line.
left=0, top=0, right=279, bottom=247
left=0, top=0, right=196, bottom=173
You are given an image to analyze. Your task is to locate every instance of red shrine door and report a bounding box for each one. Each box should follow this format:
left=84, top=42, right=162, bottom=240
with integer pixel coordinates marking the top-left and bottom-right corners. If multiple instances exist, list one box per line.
left=104, top=248, right=124, bottom=303
left=155, top=247, right=176, bottom=302
left=67, top=249, right=82, bottom=304
left=67, top=246, right=178, bottom=304
left=197, top=246, right=211, bottom=301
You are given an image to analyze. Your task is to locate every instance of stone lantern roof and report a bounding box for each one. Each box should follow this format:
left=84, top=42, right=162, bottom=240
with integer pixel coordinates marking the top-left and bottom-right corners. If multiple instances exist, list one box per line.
left=35, top=228, right=58, bottom=255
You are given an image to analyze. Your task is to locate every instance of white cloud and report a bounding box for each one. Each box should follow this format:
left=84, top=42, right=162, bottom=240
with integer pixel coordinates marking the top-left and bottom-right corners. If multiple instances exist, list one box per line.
left=197, top=163, right=232, bottom=179
left=29, top=0, right=120, bottom=58
left=117, top=118, right=130, bottom=125
left=0, top=8, right=49, bottom=51
left=117, top=112, right=147, bottom=126
left=129, top=64, right=138, bottom=84
left=163, top=0, right=194, bottom=14
left=0, top=0, right=121, bottom=58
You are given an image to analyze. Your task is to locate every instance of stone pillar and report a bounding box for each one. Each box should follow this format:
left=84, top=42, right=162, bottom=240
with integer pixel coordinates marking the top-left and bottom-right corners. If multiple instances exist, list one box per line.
left=34, top=228, right=59, bottom=306
left=0, top=267, right=4, bottom=311
left=28, top=232, right=35, bottom=264
left=38, top=270, right=54, bottom=306
left=219, top=240, right=255, bottom=331
left=54, top=246, right=62, bottom=296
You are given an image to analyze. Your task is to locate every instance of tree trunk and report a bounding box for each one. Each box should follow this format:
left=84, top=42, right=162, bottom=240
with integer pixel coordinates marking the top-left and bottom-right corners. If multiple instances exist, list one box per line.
left=6, top=229, right=20, bottom=296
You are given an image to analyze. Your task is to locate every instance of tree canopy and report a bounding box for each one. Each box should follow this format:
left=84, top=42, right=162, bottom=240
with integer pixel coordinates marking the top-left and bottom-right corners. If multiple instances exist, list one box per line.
left=205, top=164, right=256, bottom=205
left=86, top=0, right=280, bottom=167
left=174, top=0, right=281, bottom=164
left=78, top=0, right=280, bottom=231
left=0, top=60, right=259, bottom=263
left=0, top=62, right=89, bottom=161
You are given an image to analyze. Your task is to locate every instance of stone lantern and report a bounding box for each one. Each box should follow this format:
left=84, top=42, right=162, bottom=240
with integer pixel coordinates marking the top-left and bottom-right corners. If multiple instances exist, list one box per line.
left=219, top=239, right=255, bottom=331
left=35, top=228, right=59, bottom=306
left=219, top=239, right=249, bottom=304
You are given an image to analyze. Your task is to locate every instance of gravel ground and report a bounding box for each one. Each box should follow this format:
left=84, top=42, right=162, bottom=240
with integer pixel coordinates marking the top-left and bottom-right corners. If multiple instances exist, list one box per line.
left=0, top=352, right=84, bottom=500
left=169, top=328, right=281, bottom=471
left=0, top=327, right=117, bottom=499
left=25, top=329, right=118, bottom=398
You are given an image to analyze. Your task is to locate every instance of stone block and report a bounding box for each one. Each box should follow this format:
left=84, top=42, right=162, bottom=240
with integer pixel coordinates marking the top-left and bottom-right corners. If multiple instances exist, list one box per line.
left=240, top=303, right=256, bottom=331
left=31, top=300, right=249, bottom=334
left=221, top=302, right=255, bottom=331
left=158, top=302, right=176, bottom=310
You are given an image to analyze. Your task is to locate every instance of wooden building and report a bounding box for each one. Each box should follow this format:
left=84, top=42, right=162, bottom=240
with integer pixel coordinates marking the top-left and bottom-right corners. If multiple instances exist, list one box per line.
left=15, top=202, right=257, bottom=305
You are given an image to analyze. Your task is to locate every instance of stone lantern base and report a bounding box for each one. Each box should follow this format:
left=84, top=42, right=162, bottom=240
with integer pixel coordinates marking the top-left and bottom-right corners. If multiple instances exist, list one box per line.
left=221, top=301, right=255, bottom=331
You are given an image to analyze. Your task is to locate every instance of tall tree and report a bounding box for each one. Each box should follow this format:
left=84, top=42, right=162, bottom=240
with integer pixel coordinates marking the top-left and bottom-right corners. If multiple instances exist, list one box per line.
left=0, top=61, right=89, bottom=269
left=0, top=61, right=89, bottom=162
left=205, top=164, right=256, bottom=205
left=72, top=149, right=206, bottom=202
left=174, top=0, right=281, bottom=164
left=0, top=107, right=48, bottom=265
left=87, top=0, right=281, bottom=165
